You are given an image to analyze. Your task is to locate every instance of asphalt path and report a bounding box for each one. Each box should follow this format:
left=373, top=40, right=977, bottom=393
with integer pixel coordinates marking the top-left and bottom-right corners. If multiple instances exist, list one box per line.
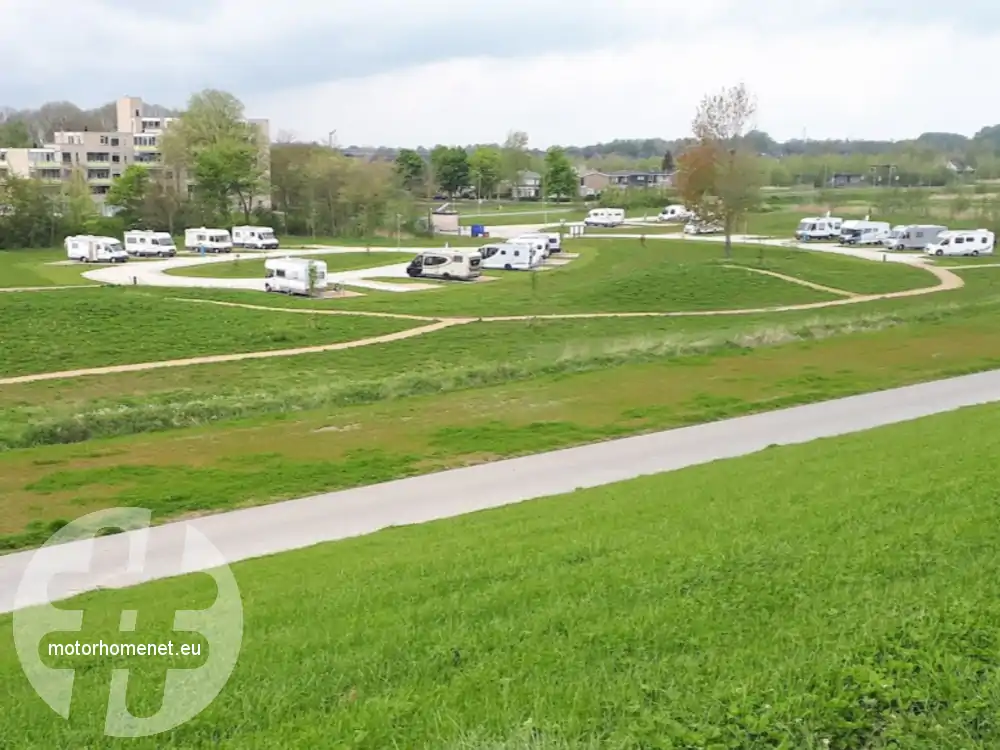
left=3, top=369, right=1000, bottom=614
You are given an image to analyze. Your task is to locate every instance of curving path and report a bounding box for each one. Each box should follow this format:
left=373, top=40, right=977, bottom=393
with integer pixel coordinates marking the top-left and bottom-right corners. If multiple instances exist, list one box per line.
left=4, top=367, right=1000, bottom=613
left=0, top=234, right=965, bottom=386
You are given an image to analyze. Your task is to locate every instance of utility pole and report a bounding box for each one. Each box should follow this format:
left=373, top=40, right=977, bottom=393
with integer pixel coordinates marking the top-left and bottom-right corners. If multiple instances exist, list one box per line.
left=327, top=130, right=337, bottom=150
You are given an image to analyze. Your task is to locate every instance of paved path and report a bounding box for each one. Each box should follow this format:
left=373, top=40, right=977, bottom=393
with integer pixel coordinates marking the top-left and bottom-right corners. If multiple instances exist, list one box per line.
left=3, top=369, right=999, bottom=613
left=0, top=284, right=101, bottom=293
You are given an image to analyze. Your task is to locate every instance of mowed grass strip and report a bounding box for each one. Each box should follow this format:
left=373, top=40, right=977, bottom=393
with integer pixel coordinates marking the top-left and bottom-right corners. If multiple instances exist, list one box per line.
left=0, top=287, right=419, bottom=376
left=164, top=252, right=415, bottom=279
left=6, top=405, right=1000, bottom=747
left=0, top=249, right=94, bottom=287
left=5, top=305, right=1000, bottom=549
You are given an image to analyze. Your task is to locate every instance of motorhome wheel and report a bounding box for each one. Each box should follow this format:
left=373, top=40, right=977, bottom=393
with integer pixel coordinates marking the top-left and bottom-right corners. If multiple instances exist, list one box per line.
left=504, top=264, right=512, bottom=270
left=443, top=273, right=451, bottom=280
left=935, top=249, right=943, bottom=256
left=972, top=250, right=979, bottom=256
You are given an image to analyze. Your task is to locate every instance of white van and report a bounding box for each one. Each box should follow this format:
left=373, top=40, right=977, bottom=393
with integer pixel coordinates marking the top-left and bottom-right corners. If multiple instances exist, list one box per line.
left=124, top=230, right=177, bottom=257
left=658, top=205, right=692, bottom=222
left=925, top=229, right=995, bottom=257
left=795, top=216, right=842, bottom=241
left=513, top=232, right=561, bottom=254
left=584, top=208, right=625, bottom=227
left=65, top=235, right=129, bottom=263
left=479, top=243, right=537, bottom=270
left=185, top=227, right=233, bottom=253
left=509, top=236, right=549, bottom=263
left=839, top=220, right=890, bottom=246
left=883, top=224, right=947, bottom=251
left=232, top=225, right=279, bottom=250
left=406, top=249, right=483, bottom=280
left=683, top=220, right=723, bottom=235
left=264, top=257, right=328, bottom=295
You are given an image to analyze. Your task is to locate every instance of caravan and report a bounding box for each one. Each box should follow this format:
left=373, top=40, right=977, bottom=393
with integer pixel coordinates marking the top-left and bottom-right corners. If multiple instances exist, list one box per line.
left=264, top=257, right=328, bottom=295
left=795, top=215, right=842, bottom=241
left=232, top=226, right=279, bottom=249
left=124, top=230, right=176, bottom=257
left=882, top=224, right=947, bottom=251
left=479, top=243, right=539, bottom=270
left=658, top=205, right=693, bottom=222
left=184, top=227, right=233, bottom=253
left=65, top=235, right=129, bottom=263
left=839, top=220, right=891, bottom=246
left=924, top=229, right=995, bottom=257
left=512, top=232, right=561, bottom=254
left=406, top=249, right=483, bottom=280
left=584, top=208, right=625, bottom=227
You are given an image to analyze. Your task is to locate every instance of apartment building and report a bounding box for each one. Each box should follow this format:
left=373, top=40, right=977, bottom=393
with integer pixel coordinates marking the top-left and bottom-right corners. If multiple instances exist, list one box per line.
left=0, top=95, right=270, bottom=209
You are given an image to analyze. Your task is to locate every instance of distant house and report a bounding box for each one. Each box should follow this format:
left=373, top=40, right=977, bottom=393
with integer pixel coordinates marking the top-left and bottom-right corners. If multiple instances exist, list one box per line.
left=578, top=169, right=610, bottom=197
left=513, top=170, right=542, bottom=199
left=828, top=172, right=866, bottom=188
left=947, top=159, right=976, bottom=174
left=607, top=170, right=674, bottom=189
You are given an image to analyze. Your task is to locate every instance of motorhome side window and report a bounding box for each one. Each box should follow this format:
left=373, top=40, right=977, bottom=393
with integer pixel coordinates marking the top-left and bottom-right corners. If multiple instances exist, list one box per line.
left=955, top=237, right=964, bottom=244
left=452, top=255, right=462, bottom=262
left=276, top=269, right=286, bottom=277
left=265, top=269, right=275, bottom=278
left=197, top=234, right=206, bottom=241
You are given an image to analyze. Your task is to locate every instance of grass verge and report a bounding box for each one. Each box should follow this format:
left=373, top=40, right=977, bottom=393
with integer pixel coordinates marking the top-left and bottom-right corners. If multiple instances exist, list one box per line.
left=164, top=252, right=414, bottom=279
left=5, top=404, right=1000, bottom=746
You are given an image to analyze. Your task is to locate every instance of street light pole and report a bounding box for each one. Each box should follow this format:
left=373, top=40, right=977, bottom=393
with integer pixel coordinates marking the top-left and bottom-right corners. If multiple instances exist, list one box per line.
left=327, top=130, right=337, bottom=149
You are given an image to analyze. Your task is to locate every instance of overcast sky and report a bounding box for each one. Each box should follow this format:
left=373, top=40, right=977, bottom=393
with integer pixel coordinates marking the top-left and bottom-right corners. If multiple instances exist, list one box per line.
left=3, top=0, right=998, bottom=147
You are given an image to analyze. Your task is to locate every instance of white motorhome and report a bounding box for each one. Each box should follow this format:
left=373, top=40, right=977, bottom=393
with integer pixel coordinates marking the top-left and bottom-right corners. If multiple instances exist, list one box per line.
left=509, top=236, right=549, bottom=263
left=406, top=249, right=483, bottom=280
left=795, top=216, right=843, bottom=241
left=124, top=230, right=177, bottom=257
left=513, top=232, right=561, bottom=254
left=232, top=226, right=279, bottom=250
left=65, top=235, right=129, bottom=263
left=264, top=257, right=328, bottom=295
left=839, top=220, right=891, bottom=246
left=658, top=205, right=692, bottom=222
left=924, top=229, right=995, bottom=257
left=584, top=208, right=625, bottom=227
left=479, top=243, right=538, bottom=270
left=185, top=227, right=233, bottom=253
left=883, top=224, right=947, bottom=251
left=683, top=220, right=723, bottom=235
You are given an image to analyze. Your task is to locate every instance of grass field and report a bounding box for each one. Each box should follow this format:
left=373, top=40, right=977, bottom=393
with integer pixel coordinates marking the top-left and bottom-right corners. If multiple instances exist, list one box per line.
left=0, top=249, right=96, bottom=287
left=4, top=292, right=1000, bottom=548
left=0, top=287, right=418, bottom=376
left=164, top=252, right=414, bottom=279
left=165, top=240, right=940, bottom=318
left=6, top=403, right=1000, bottom=747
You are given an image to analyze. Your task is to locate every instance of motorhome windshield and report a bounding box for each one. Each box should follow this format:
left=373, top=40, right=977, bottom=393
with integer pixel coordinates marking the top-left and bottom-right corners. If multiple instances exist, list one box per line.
left=260, top=231, right=275, bottom=240
left=797, top=221, right=815, bottom=231
left=107, top=242, right=124, bottom=253
left=841, top=228, right=861, bottom=237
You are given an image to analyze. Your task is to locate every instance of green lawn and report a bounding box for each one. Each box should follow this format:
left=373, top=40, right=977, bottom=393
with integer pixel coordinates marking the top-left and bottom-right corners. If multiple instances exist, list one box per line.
left=6, top=403, right=1000, bottom=747
left=170, top=241, right=846, bottom=318
left=0, top=287, right=418, bottom=377
left=5, top=298, right=1000, bottom=548
left=164, top=252, right=414, bottom=279
left=0, top=250, right=94, bottom=288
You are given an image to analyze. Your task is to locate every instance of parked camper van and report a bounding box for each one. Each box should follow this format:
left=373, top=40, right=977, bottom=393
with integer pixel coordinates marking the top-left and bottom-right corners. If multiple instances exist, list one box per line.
left=232, top=226, right=279, bottom=250
left=924, top=229, right=995, bottom=257
left=584, top=208, right=625, bottom=227
left=479, top=243, right=538, bottom=270
left=795, top=216, right=842, bottom=241
left=683, top=220, right=723, bottom=235
left=839, top=220, right=890, bottom=245
left=184, top=227, right=233, bottom=253
left=509, top=236, right=549, bottom=264
left=658, top=205, right=693, bottom=222
left=264, top=257, right=328, bottom=295
left=882, top=224, right=947, bottom=251
left=406, top=249, right=483, bottom=280
left=124, top=230, right=177, bottom=257
left=513, top=232, right=561, bottom=254
left=65, top=235, right=129, bottom=263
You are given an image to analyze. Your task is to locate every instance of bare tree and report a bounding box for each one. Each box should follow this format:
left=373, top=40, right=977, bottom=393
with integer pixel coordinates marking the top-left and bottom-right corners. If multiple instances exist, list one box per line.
left=676, top=83, right=762, bottom=258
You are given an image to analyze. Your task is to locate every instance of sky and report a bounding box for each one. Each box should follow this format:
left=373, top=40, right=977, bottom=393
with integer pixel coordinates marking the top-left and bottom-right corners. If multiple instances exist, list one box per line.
left=2, top=0, right=1000, bottom=148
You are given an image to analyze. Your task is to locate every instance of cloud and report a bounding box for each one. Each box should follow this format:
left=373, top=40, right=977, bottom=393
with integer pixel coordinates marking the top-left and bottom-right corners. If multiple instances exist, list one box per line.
left=0, top=0, right=998, bottom=145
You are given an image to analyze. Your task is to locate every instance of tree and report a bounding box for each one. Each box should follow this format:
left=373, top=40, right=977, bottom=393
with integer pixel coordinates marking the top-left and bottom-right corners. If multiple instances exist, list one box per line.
left=107, top=165, right=151, bottom=229
left=676, top=83, right=761, bottom=258
left=0, top=176, right=59, bottom=248
left=0, top=120, right=32, bottom=148
left=542, top=146, right=577, bottom=200
left=430, top=146, right=469, bottom=197
left=394, top=148, right=425, bottom=191
left=661, top=150, right=675, bottom=173
left=62, top=168, right=97, bottom=234
left=468, top=146, right=502, bottom=198
left=501, top=130, right=530, bottom=199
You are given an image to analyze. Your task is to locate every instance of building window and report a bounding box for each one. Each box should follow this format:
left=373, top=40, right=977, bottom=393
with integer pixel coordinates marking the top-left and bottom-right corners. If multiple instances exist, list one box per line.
left=112, top=154, right=120, bottom=163
left=110, top=137, right=119, bottom=146
left=100, top=136, right=108, bottom=145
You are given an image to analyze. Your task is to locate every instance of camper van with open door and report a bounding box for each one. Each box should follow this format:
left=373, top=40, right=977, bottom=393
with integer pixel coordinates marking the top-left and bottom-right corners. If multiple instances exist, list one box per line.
left=406, top=249, right=483, bottom=280
left=264, top=257, right=328, bottom=295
